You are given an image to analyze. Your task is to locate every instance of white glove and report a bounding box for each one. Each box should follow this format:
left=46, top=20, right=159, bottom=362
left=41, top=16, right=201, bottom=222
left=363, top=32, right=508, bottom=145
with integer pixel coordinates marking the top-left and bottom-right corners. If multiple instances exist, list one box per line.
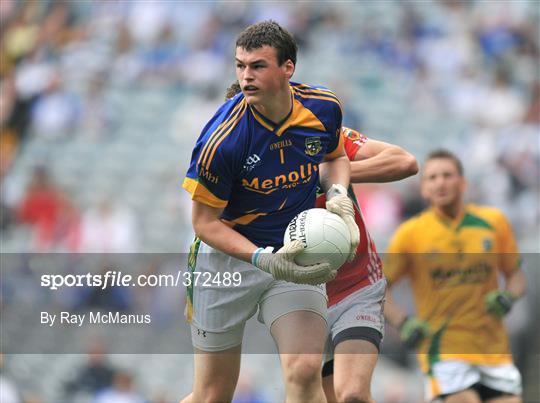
left=252, top=240, right=336, bottom=285
left=325, top=184, right=360, bottom=262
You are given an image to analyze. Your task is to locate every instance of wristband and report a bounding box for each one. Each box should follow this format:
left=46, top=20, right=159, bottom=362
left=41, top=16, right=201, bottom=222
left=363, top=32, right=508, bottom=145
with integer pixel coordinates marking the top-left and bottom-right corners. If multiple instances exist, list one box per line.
left=251, top=247, right=265, bottom=266
left=326, top=184, right=348, bottom=200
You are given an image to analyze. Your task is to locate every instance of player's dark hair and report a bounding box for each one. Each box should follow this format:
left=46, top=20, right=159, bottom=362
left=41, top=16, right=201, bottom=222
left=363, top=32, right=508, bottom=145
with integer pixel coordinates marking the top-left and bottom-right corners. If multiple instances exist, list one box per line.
left=425, top=149, right=464, bottom=176
left=235, top=20, right=297, bottom=66
left=225, top=81, right=242, bottom=100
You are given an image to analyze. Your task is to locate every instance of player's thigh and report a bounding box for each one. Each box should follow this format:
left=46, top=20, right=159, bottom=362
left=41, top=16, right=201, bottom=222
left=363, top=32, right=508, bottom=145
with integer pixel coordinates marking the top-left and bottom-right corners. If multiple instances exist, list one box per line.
left=441, top=389, right=482, bottom=403
left=271, top=309, right=328, bottom=387
left=485, top=396, right=521, bottom=403
left=259, top=283, right=328, bottom=383
left=192, top=345, right=242, bottom=400
left=270, top=309, right=328, bottom=354
left=333, top=339, right=379, bottom=392
left=259, top=282, right=328, bottom=354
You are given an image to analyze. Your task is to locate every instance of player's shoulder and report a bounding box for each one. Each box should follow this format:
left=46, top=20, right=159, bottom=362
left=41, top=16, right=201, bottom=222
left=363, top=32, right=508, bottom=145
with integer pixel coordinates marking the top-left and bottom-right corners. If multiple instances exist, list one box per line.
left=342, top=126, right=368, bottom=146
left=291, top=82, right=342, bottom=111
left=465, top=204, right=509, bottom=229
left=396, top=209, right=432, bottom=235
left=212, top=95, right=248, bottom=128
left=200, top=96, right=249, bottom=147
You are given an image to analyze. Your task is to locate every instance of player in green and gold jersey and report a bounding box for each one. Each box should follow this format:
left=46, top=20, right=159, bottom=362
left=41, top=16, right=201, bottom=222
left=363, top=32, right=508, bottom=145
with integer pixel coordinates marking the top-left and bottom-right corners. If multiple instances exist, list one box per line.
left=384, top=149, right=526, bottom=402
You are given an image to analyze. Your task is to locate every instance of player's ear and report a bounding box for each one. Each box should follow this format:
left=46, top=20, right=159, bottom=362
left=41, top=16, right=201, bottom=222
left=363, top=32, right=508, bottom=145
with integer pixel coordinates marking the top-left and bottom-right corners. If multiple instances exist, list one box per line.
left=283, top=60, right=295, bottom=80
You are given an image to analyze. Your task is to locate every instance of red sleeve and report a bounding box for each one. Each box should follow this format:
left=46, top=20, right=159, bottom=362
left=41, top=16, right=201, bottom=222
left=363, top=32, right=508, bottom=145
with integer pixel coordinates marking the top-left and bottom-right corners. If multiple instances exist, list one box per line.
left=341, top=127, right=368, bottom=161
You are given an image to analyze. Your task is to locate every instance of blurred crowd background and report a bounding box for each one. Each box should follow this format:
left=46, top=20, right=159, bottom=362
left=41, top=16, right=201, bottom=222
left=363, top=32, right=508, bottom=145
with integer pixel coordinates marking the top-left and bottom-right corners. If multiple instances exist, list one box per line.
left=0, top=1, right=538, bottom=402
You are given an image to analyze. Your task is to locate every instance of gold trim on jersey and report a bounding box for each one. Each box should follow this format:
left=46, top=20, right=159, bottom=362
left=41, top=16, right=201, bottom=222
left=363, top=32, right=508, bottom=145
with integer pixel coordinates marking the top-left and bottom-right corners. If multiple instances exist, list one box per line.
left=198, top=99, right=247, bottom=169
left=250, top=106, right=274, bottom=131
left=275, top=98, right=326, bottom=136
left=206, top=104, right=248, bottom=169
left=229, top=212, right=269, bottom=225
left=182, top=177, right=228, bottom=208
left=292, top=84, right=341, bottom=101
left=226, top=198, right=288, bottom=226
left=291, top=84, right=343, bottom=114
left=198, top=100, right=243, bottom=166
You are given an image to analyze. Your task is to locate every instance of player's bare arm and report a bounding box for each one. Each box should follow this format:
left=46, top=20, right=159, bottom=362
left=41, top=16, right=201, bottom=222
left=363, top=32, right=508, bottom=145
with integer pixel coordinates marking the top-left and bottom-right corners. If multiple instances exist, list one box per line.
left=193, top=196, right=334, bottom=285
left=504, top=267, right=526, bottom=300
left=351, top=139, right=418, bottom=183
left=383, top=285, right=407, bottom=329
left=486, top=266, right=527, bottom=318
left=318, top=146, right=351, bottom=192
left=191, top=200, right=258, bottom=262
left=319, top=147, right=360, bottom=260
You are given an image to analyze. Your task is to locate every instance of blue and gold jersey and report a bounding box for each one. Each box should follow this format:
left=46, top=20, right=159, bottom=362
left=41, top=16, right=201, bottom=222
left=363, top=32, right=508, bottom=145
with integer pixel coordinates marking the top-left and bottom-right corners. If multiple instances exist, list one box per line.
left=183, top=82, right=344, bottom=249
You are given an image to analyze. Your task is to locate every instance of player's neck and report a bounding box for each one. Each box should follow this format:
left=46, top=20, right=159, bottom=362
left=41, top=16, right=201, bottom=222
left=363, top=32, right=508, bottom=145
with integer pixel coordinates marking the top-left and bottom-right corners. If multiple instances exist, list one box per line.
left=253, top=86, right=292, bottom=124
left=434, top=202, right=464, bottom=221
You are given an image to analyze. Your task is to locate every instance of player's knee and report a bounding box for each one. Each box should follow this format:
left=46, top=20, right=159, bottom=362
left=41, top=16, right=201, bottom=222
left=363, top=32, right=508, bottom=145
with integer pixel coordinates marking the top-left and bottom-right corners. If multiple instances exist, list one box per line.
left=336, top=387, right=373, bottom=403
left=283, top=355, right=321, bottom=388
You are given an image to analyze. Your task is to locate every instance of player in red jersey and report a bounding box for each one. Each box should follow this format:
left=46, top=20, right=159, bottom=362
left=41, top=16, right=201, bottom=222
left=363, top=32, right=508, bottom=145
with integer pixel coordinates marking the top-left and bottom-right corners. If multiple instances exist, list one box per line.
left=318, top=127, right=418, bottom=403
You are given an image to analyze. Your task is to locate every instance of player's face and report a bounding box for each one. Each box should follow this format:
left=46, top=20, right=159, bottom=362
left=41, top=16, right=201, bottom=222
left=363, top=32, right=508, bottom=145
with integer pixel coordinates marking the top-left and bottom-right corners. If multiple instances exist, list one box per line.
left=421, top=158, right=466, bottom=209
left=235, top=46, right=293, bottom=106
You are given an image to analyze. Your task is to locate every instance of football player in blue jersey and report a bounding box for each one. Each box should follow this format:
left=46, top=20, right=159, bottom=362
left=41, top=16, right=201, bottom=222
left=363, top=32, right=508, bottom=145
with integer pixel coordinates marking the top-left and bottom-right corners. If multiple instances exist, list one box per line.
left=181, top=21, right=359, bottom=402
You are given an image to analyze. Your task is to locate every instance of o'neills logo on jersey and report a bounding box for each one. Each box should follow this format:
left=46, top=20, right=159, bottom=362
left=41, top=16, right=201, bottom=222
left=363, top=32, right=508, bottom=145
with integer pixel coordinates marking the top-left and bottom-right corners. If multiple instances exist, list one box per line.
left=242, top=162, right=318, bottom=194
left=269, top=139, right=292, bottom=151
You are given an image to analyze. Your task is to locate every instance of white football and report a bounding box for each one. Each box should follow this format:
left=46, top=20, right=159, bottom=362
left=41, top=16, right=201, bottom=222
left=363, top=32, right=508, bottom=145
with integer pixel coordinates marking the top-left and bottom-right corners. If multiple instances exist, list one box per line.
left=284, top=208, right=351, bottom=271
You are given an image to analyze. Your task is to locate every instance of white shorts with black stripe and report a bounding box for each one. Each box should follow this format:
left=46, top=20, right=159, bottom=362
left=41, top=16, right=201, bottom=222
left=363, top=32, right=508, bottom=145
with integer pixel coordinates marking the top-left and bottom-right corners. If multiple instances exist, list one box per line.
left=186, top=239, right=328, bottom=352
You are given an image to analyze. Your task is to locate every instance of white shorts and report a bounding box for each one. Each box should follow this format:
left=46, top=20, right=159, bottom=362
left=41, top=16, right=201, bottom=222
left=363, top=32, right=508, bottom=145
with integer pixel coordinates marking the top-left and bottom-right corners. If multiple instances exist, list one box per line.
left=426, top=360, right=522, bottom=400
left=186, top=240, right=327, bottom=352
left=324, top=279, right=386, bottom=364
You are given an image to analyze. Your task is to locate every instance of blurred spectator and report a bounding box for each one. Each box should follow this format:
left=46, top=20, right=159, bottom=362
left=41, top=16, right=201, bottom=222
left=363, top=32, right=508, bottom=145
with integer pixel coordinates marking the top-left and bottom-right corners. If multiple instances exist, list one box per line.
left=80, top=197, right=138, bottom=253
left=30, top=72, right=80, bottom=139
left=111, top=23, right=142, bottom=85
left=523, top=81, right=540, bottom=124
left=93, top=371, right=145, bottom=403
left=477, top=70, right=525, bottom=129
left=10, top=49, right=55, bottom=141
left=64, top=343, right=115, bottom=400
left=1, top=2, right=40, bottom=67
left=16, top=167, right=80, bottom=252
left=127, top=2, right=170, bottom=47
left=446, top=66, right=487, bottom=121
left=0, top=354, right=21, bottom=403
left=79, top=74, right=116, bottom=140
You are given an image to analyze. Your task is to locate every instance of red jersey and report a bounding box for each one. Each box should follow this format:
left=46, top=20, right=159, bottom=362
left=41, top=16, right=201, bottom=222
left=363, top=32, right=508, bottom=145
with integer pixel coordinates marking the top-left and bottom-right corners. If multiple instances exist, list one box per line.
left=316, top=127, right=384, bottom=306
